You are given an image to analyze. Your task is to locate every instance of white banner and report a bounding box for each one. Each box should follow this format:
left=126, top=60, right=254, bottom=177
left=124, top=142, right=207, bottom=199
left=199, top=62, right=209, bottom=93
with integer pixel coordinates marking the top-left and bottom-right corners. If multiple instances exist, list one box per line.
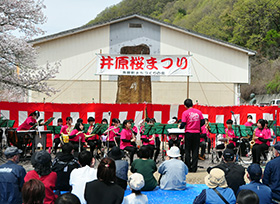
left=96, top=54, right=191, bottom=76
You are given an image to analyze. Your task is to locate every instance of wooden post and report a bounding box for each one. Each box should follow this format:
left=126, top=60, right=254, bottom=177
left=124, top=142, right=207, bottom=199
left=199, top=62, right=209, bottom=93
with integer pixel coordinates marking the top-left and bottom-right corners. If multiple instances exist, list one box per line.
left=187, top=51, right=190, bottom=98
left=99, top=49, right=102, bottom=103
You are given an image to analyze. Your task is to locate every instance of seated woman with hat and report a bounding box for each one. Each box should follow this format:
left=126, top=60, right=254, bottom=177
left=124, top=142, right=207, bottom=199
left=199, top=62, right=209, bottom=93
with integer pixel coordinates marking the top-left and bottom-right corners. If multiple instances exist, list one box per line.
left=108, top=146, right=128, bottom=190
left=193, top=168, right=236, bottom=204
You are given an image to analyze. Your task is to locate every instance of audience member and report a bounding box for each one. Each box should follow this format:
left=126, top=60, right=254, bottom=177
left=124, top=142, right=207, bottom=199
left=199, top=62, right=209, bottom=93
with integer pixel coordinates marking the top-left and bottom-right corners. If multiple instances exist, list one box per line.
left=69, top=151, right=97, bottom=204
left=52, top=143, right=80, bottom=194
left=131, top=146, right=157, bottom=191
left=25, top=150, right=57, bottom=204
left=158, top=146, right=188, bottom=190
left=236, top=189, right=259, bottom=204
left=212, top=148, right=245, bottom=195
left=238, top=163, right=272, bottom=204
left=0, top=146, right=26, bottom=204
left=108, top=146, right=129, bottom=190
left=193, top=168, right=236, bottom=204
left=22, top=179, right=45, bottom=204
left=55, top=193, right=81, bottom=204
left=263, top=142, right=280, bottom=202
left=85, top=157, right=124, bottom=204
left=123, top=173, right=148, bottom=204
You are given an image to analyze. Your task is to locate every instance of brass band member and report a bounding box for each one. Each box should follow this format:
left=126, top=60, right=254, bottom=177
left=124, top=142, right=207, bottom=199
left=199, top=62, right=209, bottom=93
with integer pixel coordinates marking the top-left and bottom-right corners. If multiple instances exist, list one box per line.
left=69, top=122, right=85, bottom=153
left=60, top=117, right=73, bottom=143
left=17, top=111, right=43, bottom=130
left=252, top=119, right=271, bottom=164
left=53, top=118, right=63, bottom=154
left=86, top=117, right=101, bottom=157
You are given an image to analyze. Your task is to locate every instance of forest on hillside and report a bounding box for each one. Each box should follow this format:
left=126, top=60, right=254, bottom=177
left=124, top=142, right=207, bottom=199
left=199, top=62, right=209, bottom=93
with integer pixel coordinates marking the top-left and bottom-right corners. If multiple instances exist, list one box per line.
left=88, top=0, right=280, bottom=101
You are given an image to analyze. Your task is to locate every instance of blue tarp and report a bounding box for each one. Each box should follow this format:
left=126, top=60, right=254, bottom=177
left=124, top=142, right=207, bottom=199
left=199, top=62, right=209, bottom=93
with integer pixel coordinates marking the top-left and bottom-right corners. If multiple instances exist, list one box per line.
left=124, top=184, right=208, bottom=204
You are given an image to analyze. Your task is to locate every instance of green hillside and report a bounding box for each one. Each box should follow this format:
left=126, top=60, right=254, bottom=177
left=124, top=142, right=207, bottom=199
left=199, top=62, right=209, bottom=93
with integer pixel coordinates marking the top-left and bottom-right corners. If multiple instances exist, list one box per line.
left=88, top=0, right=280, bottom=100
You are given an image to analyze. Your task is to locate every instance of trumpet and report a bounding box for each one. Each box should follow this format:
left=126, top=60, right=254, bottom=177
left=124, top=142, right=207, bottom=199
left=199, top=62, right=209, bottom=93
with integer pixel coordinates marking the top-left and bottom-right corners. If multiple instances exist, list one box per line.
left=250, top=129, right=256, bottom=149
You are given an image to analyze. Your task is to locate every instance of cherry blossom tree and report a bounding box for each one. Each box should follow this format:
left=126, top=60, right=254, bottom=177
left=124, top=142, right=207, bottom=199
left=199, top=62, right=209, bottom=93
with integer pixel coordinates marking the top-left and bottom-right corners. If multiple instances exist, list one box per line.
left=0, top=0, right=59, bottom=101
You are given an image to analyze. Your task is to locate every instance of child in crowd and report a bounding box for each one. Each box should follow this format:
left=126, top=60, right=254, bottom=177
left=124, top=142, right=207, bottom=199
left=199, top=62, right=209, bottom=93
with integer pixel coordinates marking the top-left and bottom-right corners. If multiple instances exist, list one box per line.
left=123, top=173, right=148, bottom=204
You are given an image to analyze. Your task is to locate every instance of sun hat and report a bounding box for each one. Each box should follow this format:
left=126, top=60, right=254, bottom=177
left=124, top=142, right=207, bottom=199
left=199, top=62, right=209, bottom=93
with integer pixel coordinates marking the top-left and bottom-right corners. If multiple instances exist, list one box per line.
left=108, top=146, right=125, bottom=160
left=205, top=168, right=228, bottom=189
left=167, top=146, right=181, bottom=158
left=128, top=173, right=145, bottom=191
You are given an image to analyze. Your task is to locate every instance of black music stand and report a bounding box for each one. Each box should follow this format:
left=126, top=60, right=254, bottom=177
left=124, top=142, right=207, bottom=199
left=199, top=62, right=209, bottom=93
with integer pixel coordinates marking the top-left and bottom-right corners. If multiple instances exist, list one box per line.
left=209, top=123, right=225, bottom=164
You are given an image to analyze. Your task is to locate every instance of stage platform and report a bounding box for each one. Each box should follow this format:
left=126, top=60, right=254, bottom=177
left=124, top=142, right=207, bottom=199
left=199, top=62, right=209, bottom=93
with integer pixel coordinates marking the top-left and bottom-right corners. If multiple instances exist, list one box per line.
left=124, top=184, right=208, bottom=204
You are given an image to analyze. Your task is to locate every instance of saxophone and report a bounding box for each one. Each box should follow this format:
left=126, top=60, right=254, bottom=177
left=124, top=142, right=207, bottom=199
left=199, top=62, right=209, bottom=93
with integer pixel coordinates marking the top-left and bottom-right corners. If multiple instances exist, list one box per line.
left=250, top=129, right=256, bottom=149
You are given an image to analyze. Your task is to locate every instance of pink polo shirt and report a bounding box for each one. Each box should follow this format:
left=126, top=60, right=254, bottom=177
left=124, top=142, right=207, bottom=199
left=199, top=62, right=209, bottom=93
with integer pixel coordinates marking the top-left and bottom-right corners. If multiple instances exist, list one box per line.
left=132, top=126, right=138, bottom=133
left=244, top=122, right=253, bottom=126
left=181, top=108, right=204, bottom=133
left=69, top=129, right=85, bottom=143
left=223, top=128, right=238, bottom=146
left=255, top=128, right=271, bottom=146
left=108, top=126, right=120, bottom=141
left=120, top=128, right=133, bottom=149
left=141, top=135, right=155, bottom=146
left=86, top=124, right=96, bottom=140
left=17, top=116, right=36, bottom=130
left=60, top=125, right=72, bottom=135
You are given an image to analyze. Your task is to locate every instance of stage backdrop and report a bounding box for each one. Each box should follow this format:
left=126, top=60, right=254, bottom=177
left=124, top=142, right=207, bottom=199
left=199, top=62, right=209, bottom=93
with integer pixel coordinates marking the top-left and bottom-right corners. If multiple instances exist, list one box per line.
left=0, top=102, right=280, bottom=128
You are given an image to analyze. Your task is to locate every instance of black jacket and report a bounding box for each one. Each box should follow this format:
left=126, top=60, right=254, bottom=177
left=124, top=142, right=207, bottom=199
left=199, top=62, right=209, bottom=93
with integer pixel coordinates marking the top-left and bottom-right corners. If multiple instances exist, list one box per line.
left=215, top=162, right=245, bottom=195
left=52, top=153, right=80, bottom=191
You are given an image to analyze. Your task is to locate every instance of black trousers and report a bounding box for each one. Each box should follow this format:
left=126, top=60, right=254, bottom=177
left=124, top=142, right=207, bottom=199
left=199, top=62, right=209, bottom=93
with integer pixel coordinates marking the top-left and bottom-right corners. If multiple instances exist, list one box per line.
left=168, top=139, right=181, bottom=148
left=184, top=132, right=200, bottom=172
left=154, top=137, right=160, bottom=162
left=199, top=141, right=206, bottom=157
left=124, top=146, right=137, bottom=164
left=88, top=139, right=101, bottom=156
left=53, top=138, right=60, bottom=153
left=252, top=143, right=268, bottom=164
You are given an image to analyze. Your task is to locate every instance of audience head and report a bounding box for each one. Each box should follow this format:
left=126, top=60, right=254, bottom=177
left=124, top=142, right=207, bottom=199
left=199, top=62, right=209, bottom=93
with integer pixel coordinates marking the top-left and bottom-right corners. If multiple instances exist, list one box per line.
left=55, top=193, right=81, bottom=204
left=184, top=99, right=193, bottom=108
left=108, top=146, right=124, bottom=160
left=137, top=146, right=150, bottom=159
left=167, top=146, right=181, bottom=159
left=273, top=142, right=280, bottom=157
left=74, top=122, right=84, bottom=131
left=22, top=179, right=45, bottom=204
left=128, top=173, right=145, bottom=195
left=257, top=119, right=265, bottom=129
left=222, top=148, right=235, bottom=163
left=31, top=150, right=52, bottom=176
left=57, top=118, right=63, bottom=126
left=205, top=168, right=228, bottom=189
left=97, top=157, right=116, bottom=183
left=62, top=143, right=74, bottom=155
left=4, top=146, right=22, bottom=163
left=87, top=117, right=95, bottom=124
left=78, top=151, right=92, bottom=167
left=247, top=163, right=262, bottom=181
left=236, top=189, right=259, bottom=204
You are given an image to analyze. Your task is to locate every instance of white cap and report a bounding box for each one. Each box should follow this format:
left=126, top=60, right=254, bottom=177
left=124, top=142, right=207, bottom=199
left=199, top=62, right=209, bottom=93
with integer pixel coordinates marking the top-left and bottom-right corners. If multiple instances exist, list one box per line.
left=128, top=173, right=145, bottom=191
left=167, top=146, right=181, bottom=158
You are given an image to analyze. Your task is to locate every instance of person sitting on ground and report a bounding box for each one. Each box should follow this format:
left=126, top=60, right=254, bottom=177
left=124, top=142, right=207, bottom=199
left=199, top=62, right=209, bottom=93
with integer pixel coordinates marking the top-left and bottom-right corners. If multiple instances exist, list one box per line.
left=236, top=189, right=259, bottom=204
left=193, top=168, right=236, bottom=204
left=108, top=146, right=129, bottom=190
left=69, top=150, right=97, bottom=204
left=25, top=150, right=57, bottom=204
left=211, top=148, right=245, bottom=195
left=55, top=193, right=81, bottom=204
left=238, top=163, right=272, bottom=204
left=123, top=173, right=148, bottom=204
left=263, top=142, right=280, bottom=202
left=158, top=146, right=188, bottom=190
left=0, top=146, right=26, bottom=204
left=52, top=143, right=80, bottom=194
left=85, top=157, right=124, bottom=204
left=22, top=179, right=45, bottom=204
left=131, top=146, right=158, bottom=191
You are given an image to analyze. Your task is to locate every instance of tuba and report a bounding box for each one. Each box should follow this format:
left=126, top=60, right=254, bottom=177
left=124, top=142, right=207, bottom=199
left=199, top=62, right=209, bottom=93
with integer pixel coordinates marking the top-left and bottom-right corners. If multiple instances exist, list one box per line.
left=250, top=129, right=256, bottom=148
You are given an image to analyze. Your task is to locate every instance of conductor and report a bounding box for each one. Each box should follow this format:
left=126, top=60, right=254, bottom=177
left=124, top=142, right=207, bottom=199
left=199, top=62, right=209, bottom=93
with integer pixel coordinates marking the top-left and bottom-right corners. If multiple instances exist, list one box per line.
left=180, top=99, right=205, bottom=172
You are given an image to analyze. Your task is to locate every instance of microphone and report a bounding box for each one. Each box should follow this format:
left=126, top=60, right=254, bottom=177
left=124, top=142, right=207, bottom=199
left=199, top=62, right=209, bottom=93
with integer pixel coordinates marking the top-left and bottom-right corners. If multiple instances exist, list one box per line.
left=231, top=111, right=234, bottom=114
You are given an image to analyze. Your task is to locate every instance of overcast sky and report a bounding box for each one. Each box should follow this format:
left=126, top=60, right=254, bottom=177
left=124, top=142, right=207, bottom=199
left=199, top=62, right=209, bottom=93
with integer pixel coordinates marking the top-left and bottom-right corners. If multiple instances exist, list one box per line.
left=38, top=0, right=122, bottom=37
